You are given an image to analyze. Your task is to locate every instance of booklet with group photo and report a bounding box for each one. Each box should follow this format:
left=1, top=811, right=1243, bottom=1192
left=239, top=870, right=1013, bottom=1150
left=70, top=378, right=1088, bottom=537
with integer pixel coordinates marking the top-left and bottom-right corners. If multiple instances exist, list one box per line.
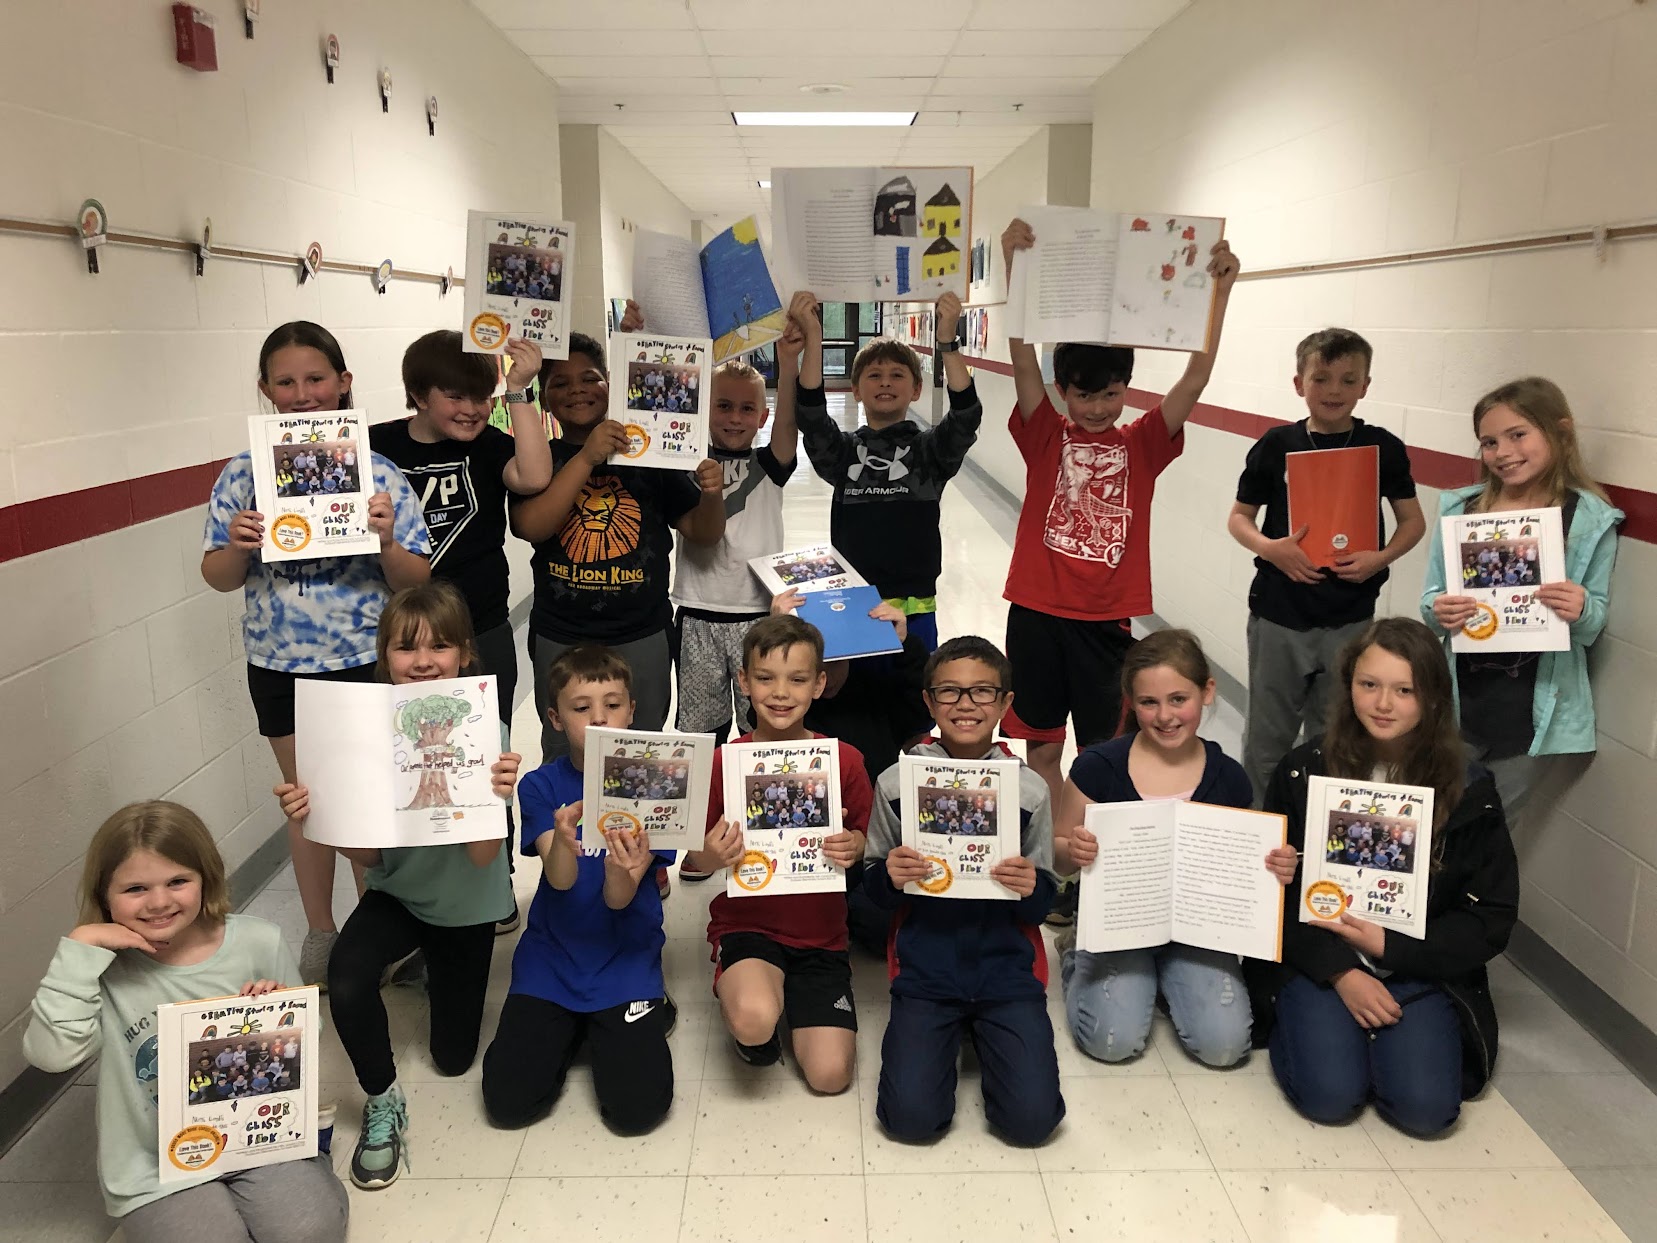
left=581, top=727, right=715, bottom=852
left=1003, top=205, right=1225, bottom=352
left=462, top=211, right=574, bottom=358
left=749, top=542, right=868, bottom=597
left=606, top=332, right=712, bottom=470
left=1286, top=445, right=1381, bottom=569
left=1298, top=776, right=1433, bottom=940
left=294, top=676, right=507, bottom=849
left=156, top=986, right=319, bottom=1184
left=723, top=739, right=845, bottom=897
left=898, top=755, right=1021, bottom=901
left=1077, top=800, right=1287, bottom=962
left=771, top=166, right=973, bottom=304
left=247, top=412, right=376, bottom=563
left=632, top=216, right=787, bottom=364
left=1443, top=507, right=1569, bottom=653
left=794, top=585, right=903, bottom=661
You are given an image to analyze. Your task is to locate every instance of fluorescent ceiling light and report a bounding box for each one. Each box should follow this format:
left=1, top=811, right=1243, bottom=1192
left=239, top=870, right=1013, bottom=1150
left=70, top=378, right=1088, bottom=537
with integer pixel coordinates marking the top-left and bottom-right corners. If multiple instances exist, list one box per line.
left=732, top=111, right=916, bottom=127
left=757, top=179, right=770, bottom=189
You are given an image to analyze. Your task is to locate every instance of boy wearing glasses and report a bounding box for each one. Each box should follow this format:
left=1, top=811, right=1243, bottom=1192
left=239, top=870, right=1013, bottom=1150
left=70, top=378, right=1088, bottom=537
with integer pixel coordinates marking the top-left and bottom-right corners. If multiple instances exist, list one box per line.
left=860, top=636, right=1064, bottom=1146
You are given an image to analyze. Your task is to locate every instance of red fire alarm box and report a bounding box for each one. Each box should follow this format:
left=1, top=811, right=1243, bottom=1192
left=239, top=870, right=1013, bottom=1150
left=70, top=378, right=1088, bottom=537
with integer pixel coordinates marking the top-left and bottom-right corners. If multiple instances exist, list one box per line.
left=173, top=4, right=218, bottom=72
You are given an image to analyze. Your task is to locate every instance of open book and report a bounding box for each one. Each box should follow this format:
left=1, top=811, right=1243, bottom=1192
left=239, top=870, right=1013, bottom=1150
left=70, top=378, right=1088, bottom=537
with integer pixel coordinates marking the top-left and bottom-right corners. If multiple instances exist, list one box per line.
left=156, top=986, right=320, bottom=1184
left=462, top=211, right=574, bottom=358
left=606, top=332, right=712, bottom=470
left=295, top=676, right=507, bottom=849
left=749, top=543, right=867, bottom=597
left=633, top=217, right=786, bottom=365
left=899, top=755, right=1021, bottom=900
left=1077, top=800, right=1286, bottom=961
left=724, top=739, right=845, bottom=897
left=581, top=727, right=715, bottom=852
left=771, top=166, right=973, bottom=304
left=1299, top=776, right=1433, bottom=940
left=1004, top=205, right=1224, bottom=351
left=248, top=412, right=376, bottom=563
left=1287, top=445, right=1380, bottom=569
left=1442, top=506, right=1569, bottom=653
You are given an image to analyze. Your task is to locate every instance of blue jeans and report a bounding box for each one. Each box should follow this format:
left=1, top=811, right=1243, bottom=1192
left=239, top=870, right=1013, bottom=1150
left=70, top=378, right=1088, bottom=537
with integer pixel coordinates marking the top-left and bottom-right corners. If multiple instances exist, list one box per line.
left=1062, top=943, right=1252, bottom=1067
left=877, top=992, right=1064, bottom=1146
left=1269, top=973, right=1463, bottom=1135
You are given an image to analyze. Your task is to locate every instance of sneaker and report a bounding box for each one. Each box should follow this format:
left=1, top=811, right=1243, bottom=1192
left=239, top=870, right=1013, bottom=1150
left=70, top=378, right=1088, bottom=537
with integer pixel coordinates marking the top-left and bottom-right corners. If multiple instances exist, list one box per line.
left=678, top=858, right=714, bottom=882
left=495, top=901, right=520, bottom=936
left=299, top=930, right=338, bottom=988
left=663, top=994, right=678, bottom=1038
left=657, top=869, right=672, bottom=899
left=350, top=1083, right=408, bottom=1190
left=733, top=1029, right=782, bottom=1066
left=1044, top=879, right=1078, bottom=928
left=388, top=950, right=427, bottom=989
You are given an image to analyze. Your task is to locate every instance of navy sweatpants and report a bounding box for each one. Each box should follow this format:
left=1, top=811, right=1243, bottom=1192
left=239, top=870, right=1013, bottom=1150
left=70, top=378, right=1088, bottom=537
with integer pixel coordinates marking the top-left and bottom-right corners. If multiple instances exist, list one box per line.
left=876, top=992, right=1064, bottom=1146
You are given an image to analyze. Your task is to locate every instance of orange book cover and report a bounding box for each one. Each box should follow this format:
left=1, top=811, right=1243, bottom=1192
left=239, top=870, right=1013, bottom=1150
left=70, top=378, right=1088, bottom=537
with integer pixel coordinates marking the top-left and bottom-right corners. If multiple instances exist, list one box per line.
left=1286, top=445, right=1379, bottom=569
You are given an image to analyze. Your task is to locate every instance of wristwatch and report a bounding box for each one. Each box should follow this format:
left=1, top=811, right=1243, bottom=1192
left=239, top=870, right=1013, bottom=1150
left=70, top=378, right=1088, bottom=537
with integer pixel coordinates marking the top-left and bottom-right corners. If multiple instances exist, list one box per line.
left=502, top=387, right=533, bottom=404
left=936, top=338, right=961, bottom=353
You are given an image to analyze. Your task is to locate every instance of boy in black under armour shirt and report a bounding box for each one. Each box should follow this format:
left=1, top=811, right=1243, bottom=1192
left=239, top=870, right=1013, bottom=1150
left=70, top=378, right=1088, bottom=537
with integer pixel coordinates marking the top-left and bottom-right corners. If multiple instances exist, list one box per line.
left=794, top=291, right=982, bottom=652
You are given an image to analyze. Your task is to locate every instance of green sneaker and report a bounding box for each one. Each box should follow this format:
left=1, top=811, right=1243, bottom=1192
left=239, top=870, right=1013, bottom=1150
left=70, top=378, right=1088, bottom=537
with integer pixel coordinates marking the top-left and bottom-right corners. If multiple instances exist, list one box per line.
left=350, top=1083, right=408, bottom=1190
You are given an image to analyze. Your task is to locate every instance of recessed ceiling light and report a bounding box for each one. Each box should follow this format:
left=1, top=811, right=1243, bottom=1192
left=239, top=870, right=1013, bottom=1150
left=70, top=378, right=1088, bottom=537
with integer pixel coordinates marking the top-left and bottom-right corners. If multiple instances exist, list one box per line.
left=757, top=179, right=771, bottom=189
left=800, top=83, right=849, bottom=95
left=732, top=111, right=917, bottom=127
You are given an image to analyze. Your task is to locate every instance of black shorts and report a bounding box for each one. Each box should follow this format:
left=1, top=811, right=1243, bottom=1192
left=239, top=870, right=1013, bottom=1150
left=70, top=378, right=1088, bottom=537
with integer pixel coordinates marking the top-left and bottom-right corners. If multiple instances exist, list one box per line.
left=716, top=932, right=857, bottom=1031
left=1002, top=604, right=1134, bottom=747
left=246, top=661, right=379, bottom=738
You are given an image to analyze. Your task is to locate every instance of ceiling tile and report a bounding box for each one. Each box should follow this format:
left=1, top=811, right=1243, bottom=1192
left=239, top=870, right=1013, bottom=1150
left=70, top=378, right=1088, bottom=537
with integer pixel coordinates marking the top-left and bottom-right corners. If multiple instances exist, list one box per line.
left=689, top=0, right=975, bottom=29
left=505, top=29, right=697, bottom=57
left=951, top=29, right=1152, bottom=56
left=966, top=0, right=1189, bottom=29
left=939, top=55, right=1120, bottom=79
left=711, top=55, right=946, bottom=78
left=700, top=28, right=962, bottom=56
left=551, top=77, right=724, bottom=97
left=537, top=56, right=714, bottom=79
left=477, top=0, right=696, bottom=29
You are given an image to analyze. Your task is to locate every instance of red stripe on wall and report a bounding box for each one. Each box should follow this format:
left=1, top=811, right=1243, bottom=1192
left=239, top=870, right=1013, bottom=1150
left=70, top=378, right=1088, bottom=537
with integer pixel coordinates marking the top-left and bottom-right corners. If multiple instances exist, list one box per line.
left=0, top=360, right=1651, bottom=563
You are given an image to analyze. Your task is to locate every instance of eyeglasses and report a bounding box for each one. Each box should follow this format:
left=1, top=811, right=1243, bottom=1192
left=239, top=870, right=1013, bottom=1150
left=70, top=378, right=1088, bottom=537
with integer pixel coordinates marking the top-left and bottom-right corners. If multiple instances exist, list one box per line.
left=925, top=685, right=1007, bottom=705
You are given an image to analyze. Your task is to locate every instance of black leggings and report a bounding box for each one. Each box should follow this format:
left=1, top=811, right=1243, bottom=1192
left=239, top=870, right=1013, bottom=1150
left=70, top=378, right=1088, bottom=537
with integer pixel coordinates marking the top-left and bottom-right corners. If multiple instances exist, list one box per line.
left=473, top=620, right=520, bottom=725
left=328, top=889, right=495, bottom=1096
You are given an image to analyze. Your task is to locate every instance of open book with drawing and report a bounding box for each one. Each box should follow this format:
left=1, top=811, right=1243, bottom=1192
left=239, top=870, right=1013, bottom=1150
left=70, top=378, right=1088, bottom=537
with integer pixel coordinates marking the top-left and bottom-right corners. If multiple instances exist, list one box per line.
left=632, top=217, right=787, bottom=364
left=1004, top=205, right=1225, bottom=351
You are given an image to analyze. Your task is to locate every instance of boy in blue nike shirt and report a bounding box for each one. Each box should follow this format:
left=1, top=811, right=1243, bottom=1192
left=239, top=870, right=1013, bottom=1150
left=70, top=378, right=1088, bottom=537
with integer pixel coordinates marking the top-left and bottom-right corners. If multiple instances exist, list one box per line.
left=481, top=646, right=676, bottom=1134
left=862, top=635, right=1064, bottom=1146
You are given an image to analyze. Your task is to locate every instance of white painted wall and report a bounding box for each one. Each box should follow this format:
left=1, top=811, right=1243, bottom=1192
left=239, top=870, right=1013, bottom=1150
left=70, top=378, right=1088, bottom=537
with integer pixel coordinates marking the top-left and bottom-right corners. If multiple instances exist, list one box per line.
left=1088, top=0, right=1657, bottom=1028
left=0, top=0, right=563, bottom=1089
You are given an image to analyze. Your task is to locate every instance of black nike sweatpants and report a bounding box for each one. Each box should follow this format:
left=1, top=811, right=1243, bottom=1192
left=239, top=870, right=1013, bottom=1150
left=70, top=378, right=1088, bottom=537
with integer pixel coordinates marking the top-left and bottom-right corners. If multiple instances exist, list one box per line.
left=481, top=992, right=676, bottom=1134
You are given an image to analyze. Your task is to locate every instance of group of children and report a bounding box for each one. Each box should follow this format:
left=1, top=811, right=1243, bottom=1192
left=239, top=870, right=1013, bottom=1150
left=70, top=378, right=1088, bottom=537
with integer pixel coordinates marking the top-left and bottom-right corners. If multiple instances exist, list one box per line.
left=273, top=445, right=359, bottom=498
left=24, top=210, right=1622, bottom=1241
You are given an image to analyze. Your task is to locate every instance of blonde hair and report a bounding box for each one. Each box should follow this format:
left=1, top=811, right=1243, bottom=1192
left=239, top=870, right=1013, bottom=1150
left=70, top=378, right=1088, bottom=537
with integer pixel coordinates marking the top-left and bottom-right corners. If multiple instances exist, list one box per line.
left=375, top=582, right=478, bottom=679
left=1471, top=376, right=1609, bottom=512
left=713, top=358, right=764, bottom=392
left=80, top=802, right=230, bottom=924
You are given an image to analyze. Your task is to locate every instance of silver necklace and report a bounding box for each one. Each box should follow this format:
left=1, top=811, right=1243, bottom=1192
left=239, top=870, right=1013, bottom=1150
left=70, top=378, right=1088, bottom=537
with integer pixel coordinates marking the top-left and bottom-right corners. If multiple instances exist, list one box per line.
left=1305, top=419, right=1356, bottom=450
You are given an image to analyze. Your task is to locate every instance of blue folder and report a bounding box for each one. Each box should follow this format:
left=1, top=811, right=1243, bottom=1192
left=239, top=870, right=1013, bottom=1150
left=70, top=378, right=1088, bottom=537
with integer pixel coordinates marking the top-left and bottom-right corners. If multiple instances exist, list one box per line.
left=796, top=586, right=903, bottom=661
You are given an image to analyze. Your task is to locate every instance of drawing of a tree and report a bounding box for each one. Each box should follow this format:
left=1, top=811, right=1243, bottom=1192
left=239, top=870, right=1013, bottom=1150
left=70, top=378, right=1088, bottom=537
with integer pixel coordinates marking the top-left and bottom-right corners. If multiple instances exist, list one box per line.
left=397, top=694, right=471, bottom=810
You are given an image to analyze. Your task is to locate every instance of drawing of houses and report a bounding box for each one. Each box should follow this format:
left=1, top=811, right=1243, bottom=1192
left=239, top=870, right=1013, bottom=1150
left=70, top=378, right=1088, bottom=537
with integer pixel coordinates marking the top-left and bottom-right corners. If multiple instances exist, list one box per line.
left=922, top=235, right=960, bottom=281
left=874, top=176, right=917, bottom=236
left=923, top=184, right=962, bottom=237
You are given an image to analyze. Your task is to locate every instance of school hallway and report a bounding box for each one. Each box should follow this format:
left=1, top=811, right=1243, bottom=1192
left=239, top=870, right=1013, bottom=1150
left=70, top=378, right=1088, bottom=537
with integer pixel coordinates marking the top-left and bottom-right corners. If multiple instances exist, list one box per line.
left=0, top=392, right=1647, bottom=1243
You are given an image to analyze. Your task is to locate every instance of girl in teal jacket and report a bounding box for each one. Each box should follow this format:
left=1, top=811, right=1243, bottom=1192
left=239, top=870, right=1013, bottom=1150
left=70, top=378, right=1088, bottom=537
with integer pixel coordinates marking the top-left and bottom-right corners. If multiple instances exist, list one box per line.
left=1420, top=376, right=1621, bottom=822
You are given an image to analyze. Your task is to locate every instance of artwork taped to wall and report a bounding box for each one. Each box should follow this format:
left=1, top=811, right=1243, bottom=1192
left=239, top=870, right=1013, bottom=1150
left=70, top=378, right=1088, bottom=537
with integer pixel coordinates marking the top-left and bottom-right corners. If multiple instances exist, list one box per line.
left=770, top=166, right=973, bottom=304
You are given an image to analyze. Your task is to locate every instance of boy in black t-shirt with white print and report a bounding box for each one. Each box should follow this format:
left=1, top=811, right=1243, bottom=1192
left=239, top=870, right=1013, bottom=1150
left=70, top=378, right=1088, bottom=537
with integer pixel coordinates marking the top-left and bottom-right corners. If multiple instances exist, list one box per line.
left=510, top=331, right=726, bottom=766
left=1226, top=328, right=1425, bottom=802
left=373, top=331, right=552, bottom=727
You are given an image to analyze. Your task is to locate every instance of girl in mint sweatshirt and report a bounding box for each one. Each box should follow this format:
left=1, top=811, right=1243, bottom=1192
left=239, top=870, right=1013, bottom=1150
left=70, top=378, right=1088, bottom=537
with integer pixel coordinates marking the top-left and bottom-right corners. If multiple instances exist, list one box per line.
left=24, top=801, right=347, bottom=1242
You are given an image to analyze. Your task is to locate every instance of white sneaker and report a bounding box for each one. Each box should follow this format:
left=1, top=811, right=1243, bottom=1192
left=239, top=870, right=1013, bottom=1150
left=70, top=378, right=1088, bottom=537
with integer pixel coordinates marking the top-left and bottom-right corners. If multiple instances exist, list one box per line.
left=299, top=930, right=338, bottom=989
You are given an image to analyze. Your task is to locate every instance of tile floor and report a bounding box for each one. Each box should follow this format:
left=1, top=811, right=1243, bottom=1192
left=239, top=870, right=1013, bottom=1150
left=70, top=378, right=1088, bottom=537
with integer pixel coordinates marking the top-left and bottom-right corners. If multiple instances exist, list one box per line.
left=3, top=392, right=1652, bottom=1241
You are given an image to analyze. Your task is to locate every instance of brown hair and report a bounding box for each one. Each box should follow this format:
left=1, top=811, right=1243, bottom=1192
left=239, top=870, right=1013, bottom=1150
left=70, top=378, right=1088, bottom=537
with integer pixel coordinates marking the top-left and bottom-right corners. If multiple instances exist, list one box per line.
left=1470, top=376, right=1609, bottom=511
left=713, top=358, right=765, bottom=393
left=80, top=802, right=231, bottom=925
left=545, top=644, right=633, bottom=707
left=258, top=321, right=353, bottom=409
left=742, top=614, right=824, bottom=673
left=375, top=582, right=478, bottom=678
left=850, top=338, right=922, bottom=387
left=1295, top=327, right=1373, bottom=376
left=401, top=329, right=498, bottom=410
left=1121, top=629, right=1212, bottom=702
left=1323, top=618, right=1464, bottom=832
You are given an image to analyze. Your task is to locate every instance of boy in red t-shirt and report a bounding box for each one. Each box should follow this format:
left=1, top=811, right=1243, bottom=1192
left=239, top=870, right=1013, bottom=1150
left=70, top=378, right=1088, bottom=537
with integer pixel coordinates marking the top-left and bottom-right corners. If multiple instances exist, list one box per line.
left=999, top=218, right=1241, bottom=807
left=681, top=614, right=874, bottom=1094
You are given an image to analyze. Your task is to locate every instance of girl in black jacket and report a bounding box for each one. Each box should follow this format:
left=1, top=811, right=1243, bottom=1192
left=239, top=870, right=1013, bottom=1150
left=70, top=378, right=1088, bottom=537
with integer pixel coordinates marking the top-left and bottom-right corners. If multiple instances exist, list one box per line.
left=1248, top=617, right=1519, bottom=1135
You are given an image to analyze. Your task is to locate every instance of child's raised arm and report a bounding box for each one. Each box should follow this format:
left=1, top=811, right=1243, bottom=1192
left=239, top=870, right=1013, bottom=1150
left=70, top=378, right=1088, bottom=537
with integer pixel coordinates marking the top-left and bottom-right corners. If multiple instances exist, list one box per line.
left=510, top=421, right=631, bottom=543
left=1159, top=240, right=1240, bottom=439
left=770, top=294, right=813, bottom=467
left=500, top=339, right=554, bottom=495
left=1001, top=218, right=1047, bottom=421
